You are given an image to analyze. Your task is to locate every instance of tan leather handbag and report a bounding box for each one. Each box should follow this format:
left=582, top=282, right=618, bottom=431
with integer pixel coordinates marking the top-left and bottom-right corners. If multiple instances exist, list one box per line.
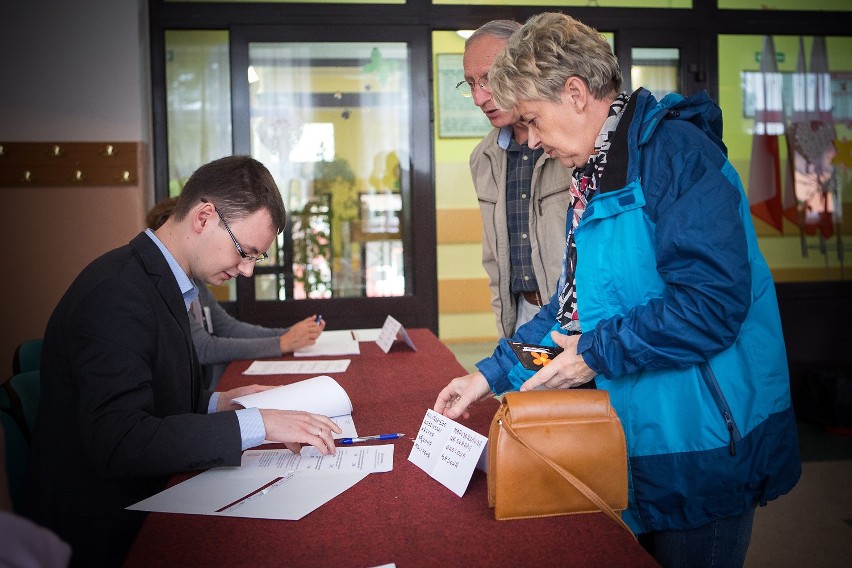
left=487, top=389, right=633, bottom=535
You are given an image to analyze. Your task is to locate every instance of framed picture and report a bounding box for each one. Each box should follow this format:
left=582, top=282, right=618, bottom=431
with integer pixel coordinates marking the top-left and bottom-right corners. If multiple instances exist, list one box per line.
left=436, top=53, right=493, bottom=138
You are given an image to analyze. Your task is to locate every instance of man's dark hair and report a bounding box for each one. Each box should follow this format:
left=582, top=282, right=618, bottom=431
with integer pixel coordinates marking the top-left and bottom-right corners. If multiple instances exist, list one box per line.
left=172, top=155, right=287, bottom=234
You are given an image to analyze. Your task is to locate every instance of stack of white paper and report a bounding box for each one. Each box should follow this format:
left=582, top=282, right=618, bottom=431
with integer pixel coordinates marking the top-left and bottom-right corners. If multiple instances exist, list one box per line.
left=232, top=375, right=357, bottom=439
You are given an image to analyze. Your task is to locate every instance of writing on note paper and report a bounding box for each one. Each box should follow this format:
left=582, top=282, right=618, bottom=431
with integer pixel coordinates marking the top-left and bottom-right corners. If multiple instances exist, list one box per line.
left=407, top=409, right=487, bottom=497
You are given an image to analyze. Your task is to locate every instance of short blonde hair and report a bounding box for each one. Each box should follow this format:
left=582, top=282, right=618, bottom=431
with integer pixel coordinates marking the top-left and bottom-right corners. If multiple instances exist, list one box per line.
left=489, top=12, right=622, bottom=111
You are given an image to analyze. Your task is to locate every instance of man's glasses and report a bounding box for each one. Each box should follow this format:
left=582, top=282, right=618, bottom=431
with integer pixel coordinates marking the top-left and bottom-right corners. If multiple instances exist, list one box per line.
left=202, top=199, right=269, bottom=263
left=455, top=78, right=488, bottom=98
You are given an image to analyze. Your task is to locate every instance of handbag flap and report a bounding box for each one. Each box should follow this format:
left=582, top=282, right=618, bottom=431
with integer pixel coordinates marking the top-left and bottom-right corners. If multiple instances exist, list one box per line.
left=502, top=389, right=612, bottom=423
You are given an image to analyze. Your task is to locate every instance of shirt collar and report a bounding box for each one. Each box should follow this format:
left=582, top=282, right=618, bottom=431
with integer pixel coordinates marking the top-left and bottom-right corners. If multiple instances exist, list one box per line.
left=497, top=125, right=514, bottom=150
left=145, top=228, right=198, bottom=311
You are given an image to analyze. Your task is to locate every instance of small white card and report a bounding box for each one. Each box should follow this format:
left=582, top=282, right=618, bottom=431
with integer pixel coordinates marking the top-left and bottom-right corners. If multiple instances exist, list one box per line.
left=407, top=409, right=487, bottom=497
left=375, top=315, right=417, bottom=353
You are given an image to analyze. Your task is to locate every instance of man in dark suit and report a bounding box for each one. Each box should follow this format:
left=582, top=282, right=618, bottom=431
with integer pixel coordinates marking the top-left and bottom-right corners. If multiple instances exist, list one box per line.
left=24, top=155, right=341, bottom=566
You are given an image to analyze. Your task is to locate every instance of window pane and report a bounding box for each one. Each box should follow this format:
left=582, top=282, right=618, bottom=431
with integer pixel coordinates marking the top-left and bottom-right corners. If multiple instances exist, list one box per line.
left=168, top=0, right=403, bottom=3
left=164, top=31, right=232, bottom=196
left=719, top=0, right=850, bottom=11
left=433, top=0, right=690, bottom=6
left=248, top=42, right=410, bottom=300
left=631, top=47, right=680, bottom=101
left=718, top=34, right=851, bottom=280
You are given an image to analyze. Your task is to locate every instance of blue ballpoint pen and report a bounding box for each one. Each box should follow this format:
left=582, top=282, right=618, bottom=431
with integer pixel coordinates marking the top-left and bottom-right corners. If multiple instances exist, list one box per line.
left=339, top=433, right=404, bottom=444
left=315, top=314, right=323, bottom=323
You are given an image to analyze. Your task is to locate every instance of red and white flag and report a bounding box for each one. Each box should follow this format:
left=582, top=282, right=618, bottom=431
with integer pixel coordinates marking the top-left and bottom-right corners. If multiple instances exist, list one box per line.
left=748, top=36, right=785, bottom=233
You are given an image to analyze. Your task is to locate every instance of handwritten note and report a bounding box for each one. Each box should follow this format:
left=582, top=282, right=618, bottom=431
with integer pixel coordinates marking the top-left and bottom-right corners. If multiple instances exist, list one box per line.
left=407, top=409, right=487, bottom=497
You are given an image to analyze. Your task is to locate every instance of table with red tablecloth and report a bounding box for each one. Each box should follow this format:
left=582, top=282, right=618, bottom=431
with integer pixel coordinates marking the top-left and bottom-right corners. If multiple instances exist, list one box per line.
left=124, top=328, right=657, bottom=567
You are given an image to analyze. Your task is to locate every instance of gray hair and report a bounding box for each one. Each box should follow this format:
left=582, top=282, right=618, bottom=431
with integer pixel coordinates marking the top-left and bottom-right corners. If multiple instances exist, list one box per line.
left=465, top=19, right=521, bottom=48
left=489, top=12, right=622, bottom=111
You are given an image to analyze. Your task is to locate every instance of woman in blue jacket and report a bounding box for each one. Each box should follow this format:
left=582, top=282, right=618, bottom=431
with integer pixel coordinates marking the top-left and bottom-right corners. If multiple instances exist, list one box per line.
left=433, top=12, right=801, bottom=568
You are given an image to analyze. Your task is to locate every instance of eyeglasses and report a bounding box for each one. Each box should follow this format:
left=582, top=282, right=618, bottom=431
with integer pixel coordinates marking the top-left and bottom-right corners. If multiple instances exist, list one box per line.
left=455, top=78, right=488, bottom=98
left=202, top=199, right=269, bottom=263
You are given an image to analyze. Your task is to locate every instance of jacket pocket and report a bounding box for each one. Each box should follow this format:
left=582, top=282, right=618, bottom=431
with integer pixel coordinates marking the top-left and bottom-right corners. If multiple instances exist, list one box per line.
left=699, top=362, right=742, bottom=456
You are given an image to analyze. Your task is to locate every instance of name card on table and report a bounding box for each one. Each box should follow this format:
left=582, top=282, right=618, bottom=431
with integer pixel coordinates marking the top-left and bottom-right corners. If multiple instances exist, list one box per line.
left=376, top=315, right=416, bottom=353
left=407, top=409, right=487, bottom=497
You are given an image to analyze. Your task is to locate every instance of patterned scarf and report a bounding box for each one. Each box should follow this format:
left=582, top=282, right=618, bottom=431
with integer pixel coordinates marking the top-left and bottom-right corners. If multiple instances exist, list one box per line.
left=556, top=92, right=630, bottom=331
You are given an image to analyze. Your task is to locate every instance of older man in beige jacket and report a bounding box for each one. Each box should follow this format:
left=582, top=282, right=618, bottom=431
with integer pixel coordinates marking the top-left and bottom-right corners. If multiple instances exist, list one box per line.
left=463, top=20, right=573, bottom=337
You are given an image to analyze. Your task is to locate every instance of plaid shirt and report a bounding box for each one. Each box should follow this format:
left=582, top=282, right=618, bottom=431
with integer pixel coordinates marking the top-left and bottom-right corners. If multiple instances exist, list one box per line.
left=505, top=139, right=545, bottom=294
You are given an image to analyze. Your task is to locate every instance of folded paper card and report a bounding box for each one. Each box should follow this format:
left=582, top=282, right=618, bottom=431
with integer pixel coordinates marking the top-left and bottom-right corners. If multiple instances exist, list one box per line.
left=408, top=409, right=487, bottom=497
left=376, top=315, right=416, bottom=353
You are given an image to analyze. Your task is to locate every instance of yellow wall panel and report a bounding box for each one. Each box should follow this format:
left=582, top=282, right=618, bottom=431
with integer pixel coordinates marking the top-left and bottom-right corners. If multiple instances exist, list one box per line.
left=438, top=277, right=491, bottom=313
left=438, top=313, right=499, bottom=343
left=437, top=208, right=482, bottom=244
left=435, top=160, right=477, bottom=209
left=437, top=243, right=487, bottom=279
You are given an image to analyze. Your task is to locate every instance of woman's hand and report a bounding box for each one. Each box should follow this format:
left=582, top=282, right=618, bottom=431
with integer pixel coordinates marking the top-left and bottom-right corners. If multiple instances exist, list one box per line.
left=433, top=371, right=493, bottom=420
left=520, top=332, right=596, bottom=391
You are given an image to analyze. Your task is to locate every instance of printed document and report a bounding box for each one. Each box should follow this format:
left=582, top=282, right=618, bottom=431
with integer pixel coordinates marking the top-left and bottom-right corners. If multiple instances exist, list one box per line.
left=127, top=445, right=394, bottom=519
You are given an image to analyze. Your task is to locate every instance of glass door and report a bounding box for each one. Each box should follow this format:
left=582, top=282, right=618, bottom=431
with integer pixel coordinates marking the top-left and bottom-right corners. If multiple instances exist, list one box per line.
left=616, top=30, right=707, bottom=98
left=229, top=26, right=436, bottom=331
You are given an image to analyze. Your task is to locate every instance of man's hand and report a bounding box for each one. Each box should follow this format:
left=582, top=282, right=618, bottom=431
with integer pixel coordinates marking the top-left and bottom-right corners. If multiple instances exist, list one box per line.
left=279, top=316, right=325, bottom=353
left=520, top=332, right=596, bottom=391
left=260, top=409, right=341, bottom=455
left=433, top=371, right=493, bottom=420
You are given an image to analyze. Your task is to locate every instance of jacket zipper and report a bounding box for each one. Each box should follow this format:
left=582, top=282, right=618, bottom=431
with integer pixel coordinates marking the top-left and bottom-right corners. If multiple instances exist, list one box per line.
left=698, top=362, right=741, bottom=456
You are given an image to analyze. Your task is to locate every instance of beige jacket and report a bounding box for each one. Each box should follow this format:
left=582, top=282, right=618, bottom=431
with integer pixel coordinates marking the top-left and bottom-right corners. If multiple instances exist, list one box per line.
left=471, top=127, right=573, bottom=338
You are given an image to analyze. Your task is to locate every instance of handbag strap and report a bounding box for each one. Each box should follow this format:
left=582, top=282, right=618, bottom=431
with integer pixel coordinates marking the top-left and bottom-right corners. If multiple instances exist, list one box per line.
left=500, top=418, right=635, bottom=538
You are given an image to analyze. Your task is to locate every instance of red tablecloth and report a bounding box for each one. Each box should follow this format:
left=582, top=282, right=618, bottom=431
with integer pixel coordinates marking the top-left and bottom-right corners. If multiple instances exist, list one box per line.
left=125, top=328, right=657, bottom=567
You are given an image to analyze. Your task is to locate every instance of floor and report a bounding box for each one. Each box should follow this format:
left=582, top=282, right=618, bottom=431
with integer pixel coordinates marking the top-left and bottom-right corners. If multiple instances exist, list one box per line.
left=445, top=341, right=852, bottom=568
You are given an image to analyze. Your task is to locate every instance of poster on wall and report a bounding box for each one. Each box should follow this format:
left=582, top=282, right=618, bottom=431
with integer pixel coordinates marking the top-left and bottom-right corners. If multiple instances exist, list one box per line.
left=436, top=54, right=493, bottom=139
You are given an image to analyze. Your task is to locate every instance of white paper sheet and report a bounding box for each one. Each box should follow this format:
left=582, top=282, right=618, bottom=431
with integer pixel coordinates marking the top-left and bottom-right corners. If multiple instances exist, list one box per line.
left=243, top=359, right=351, bottom=375
left=127, top=446, right=395, bottom=519
left=295, top=330, right=360, bottom=357
left=232, top=375, right=357, bottom=439
left=352, top=328, right=382, bottom=342
left=128, top=469, right=369, bottom=520
left=407, top=409, right=487, bottom=497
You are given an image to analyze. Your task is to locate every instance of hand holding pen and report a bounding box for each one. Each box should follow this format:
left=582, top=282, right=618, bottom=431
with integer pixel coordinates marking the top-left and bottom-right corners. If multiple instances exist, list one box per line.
left=279, top=315, right=325, bottom=353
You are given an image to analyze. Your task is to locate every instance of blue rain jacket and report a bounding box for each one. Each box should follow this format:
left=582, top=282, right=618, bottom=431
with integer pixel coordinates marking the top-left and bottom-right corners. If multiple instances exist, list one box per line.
left=477, top=88, right=801, bottom=533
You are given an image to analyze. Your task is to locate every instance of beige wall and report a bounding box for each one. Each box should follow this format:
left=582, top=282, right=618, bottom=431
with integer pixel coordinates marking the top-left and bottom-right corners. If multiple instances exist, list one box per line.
left=0, top=0, right=150, bottom=374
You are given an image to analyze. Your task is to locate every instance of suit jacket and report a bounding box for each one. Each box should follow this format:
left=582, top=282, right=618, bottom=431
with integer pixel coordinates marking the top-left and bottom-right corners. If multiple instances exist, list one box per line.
left=25, top=233, right=243, bottom=565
